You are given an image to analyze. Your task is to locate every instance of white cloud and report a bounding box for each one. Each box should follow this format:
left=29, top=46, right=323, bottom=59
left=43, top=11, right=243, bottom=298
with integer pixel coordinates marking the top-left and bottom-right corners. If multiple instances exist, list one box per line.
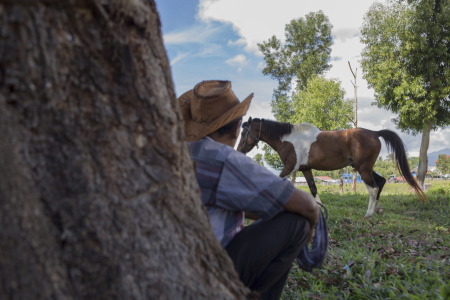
left=163, top=23, right=223, bottom=44
left=170, top=52, right=190, bottom=65
left=225, top=54, right=247, bottom=71
left=193, top=0, right=450, bottom=158
left=257, top=61, right=265, bottom=70
left=228, top=38, right=247, bottom=47
left=199, top=0, right=375, bottom=55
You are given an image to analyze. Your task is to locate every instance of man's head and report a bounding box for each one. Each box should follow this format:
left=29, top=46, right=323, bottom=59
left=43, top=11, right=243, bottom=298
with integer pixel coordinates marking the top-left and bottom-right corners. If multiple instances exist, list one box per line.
left=178, top=80, right=252, bottom=143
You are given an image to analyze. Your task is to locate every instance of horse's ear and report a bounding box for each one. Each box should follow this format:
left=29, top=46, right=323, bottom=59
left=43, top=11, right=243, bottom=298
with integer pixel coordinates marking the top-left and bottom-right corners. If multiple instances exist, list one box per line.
left=247, top=116, right=252, bottom=123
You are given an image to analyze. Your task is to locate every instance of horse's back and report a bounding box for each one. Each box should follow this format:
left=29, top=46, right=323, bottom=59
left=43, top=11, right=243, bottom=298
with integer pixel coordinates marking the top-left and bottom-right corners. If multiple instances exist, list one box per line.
left=306, top=128, right=381, bottom=170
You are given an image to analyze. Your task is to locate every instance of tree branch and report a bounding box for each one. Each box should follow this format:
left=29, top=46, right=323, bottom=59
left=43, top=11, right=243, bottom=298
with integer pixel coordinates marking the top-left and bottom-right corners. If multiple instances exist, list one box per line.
left=348, top=61, right=356, bottom=78
left=345, top=114, right=356, bottom=126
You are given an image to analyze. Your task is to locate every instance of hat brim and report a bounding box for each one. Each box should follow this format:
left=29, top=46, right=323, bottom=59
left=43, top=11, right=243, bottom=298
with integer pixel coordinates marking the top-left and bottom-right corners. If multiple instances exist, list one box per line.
left=179, top=91, right=253, bottom=142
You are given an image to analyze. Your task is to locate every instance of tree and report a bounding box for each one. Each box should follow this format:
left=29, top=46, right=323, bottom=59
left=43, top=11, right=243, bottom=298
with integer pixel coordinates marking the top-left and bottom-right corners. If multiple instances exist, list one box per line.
left=436, top=154, right=450, bottom=174
left=258, top=11, right=333, bottom=122
left=293, top=75, right=354, bottom=193
left=252, top=153, right=264, bottom=166
left=373, top=156, right=398, bottom=179
left=408, top=156, right=420, bottom=170
left=291, top=75, right=354, bottom=129
left=0, top=1, right=251, bottom=299
left=263, top=144, right=285, bottom=171
left=361, top=0, right=450, bottom=186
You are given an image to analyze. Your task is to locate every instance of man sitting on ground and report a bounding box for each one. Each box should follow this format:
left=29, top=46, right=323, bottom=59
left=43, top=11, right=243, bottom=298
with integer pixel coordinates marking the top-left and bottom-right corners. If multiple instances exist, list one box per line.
left=178, top=80, right=319, bottom=300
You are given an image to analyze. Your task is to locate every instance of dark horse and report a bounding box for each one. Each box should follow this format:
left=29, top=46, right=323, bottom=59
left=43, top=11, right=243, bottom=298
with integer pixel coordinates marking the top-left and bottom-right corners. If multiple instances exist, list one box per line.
left=238, top=117, right=427, bottom=217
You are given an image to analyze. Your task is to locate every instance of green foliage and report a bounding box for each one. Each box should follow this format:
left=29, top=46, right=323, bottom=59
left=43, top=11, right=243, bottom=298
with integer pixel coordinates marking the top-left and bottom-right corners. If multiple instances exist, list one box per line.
left=408, top=156, right=420, bottom=170
left=262, top=76, right=354, bottom=175
left=436, top=154, right=450, bottom=174
left=252, top=153, right=264, bottom=166
left=281, top=180, right=450, bottom=299
left=373, top=156, right=399, bottom=179
left=258, top=11, right=333, bottom=122
left=291, top=75, right=354, bottom=130
left=360, top=0, right=450, bottom=133
left=262, top=144, right=284, bottom=171
left=314, top=170, right=340, bottom=180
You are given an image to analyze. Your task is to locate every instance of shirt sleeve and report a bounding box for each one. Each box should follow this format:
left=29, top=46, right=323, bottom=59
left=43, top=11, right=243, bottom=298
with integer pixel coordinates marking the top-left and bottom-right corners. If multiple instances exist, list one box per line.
left=216, top=150, right=294, bottom=221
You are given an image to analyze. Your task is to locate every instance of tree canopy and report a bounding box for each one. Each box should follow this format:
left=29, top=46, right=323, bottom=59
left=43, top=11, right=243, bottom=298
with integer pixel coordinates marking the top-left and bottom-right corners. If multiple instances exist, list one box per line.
left=258, top=11, right=333, bottom=122
left=262, top=75, right=353, bottom=174
left=360, top=0, right=450, bottom=184
left=252, top=153, right=264, bottom=166
left=291, top=75, right=354, bottom=130
left=436, top=154, right=450, bottom=174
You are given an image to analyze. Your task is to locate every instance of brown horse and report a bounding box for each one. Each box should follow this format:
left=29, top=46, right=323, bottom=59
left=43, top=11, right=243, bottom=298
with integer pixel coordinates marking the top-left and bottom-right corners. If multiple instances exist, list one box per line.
left=237, top=117, right=427, bottom=217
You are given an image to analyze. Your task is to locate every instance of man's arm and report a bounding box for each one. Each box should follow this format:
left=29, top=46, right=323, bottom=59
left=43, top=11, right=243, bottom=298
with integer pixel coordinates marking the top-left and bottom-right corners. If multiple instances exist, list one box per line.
left=283, top=188, right=319, bottom=241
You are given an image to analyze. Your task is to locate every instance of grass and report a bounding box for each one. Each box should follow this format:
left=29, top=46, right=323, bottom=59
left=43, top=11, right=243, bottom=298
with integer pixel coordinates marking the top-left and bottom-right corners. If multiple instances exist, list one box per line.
left=282, top=180, right=450, bottom=299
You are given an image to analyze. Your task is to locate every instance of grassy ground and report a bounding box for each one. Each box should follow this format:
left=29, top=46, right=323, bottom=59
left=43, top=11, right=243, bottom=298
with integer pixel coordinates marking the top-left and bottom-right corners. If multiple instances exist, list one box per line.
left=282, top=180, right=450, bottom=299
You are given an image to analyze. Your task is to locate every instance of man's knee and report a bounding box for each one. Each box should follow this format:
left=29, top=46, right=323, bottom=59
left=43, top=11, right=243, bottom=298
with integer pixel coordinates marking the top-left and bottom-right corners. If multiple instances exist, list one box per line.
left=276, top=212, right=310, bottom=244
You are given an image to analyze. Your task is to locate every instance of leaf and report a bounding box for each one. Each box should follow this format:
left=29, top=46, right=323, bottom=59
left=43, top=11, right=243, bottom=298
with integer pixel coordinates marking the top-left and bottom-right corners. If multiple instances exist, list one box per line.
left=366, top=243, right=375, bottom=250
left=309, top=295, right=326, bottom=299
left=421, top=254, right=438, bottom=260
left=298, top=281, right=310, bottom=288
left=386, top=267, right=398, bottom=276
left=323, top=277, right=339, bottom=285
left=408, top=249, right=419, bottom=256
left=365, top=269, right=371, bottom=282
left=374, top=282, right=382, bottom=288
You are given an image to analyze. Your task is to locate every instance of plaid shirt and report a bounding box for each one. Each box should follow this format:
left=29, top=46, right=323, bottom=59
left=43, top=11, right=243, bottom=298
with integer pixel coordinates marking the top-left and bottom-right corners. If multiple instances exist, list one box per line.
left=189, top=137, right=294, bottom=247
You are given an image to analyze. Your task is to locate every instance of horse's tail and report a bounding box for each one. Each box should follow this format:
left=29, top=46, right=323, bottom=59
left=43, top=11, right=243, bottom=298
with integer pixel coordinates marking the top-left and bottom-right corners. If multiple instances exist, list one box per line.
left=377, top=130, right=428, bottom=202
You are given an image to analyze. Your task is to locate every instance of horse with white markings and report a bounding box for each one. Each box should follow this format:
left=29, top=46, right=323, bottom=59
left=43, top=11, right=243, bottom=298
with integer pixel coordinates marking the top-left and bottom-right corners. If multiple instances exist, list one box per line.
left=237, top=117, right=427, bottom=217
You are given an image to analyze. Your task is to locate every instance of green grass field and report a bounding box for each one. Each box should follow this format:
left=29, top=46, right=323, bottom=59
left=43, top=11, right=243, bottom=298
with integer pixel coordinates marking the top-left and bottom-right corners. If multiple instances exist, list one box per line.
left=282, top=180, right=450, bottom=299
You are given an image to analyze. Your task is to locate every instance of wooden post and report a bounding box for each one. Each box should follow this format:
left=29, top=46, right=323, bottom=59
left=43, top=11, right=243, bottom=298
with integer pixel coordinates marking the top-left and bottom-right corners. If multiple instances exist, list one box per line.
left=349, top=62, right=358, bottom=192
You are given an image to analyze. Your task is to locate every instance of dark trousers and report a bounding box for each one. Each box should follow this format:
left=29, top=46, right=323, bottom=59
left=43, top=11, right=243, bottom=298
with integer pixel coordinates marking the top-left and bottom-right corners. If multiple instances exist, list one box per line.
left=225, top=212, right=310, bottom=300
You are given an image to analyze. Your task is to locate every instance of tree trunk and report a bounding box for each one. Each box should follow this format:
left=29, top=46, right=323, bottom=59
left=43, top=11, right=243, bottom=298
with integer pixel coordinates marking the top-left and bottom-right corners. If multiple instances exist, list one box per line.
left=291, top=171, right=297, bottom=183
left=0, top=1, right=251, bottom=299
left=352, top=168, right=357, bottom=192
left=417, top=120, right=434, bottom=187
left=339, top=168, right=344, bottom=194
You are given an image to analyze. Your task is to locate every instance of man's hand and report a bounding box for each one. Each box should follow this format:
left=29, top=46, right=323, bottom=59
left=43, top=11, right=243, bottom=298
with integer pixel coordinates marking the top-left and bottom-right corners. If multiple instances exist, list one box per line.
left=283, top=188, right=319, bottom=241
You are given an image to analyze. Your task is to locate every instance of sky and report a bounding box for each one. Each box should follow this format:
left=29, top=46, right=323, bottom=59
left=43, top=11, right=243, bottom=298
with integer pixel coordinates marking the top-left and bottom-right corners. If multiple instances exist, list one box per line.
left=154, top=0, right=450, bottom=164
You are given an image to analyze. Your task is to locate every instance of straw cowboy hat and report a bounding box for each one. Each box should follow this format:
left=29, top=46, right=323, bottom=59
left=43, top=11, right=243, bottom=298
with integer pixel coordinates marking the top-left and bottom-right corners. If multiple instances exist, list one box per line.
left=178, top=80, right=253, bottom=142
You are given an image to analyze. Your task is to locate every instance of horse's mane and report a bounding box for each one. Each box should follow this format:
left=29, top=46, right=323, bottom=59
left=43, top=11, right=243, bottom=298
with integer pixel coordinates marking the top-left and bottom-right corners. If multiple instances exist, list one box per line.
left=292, top=122, right=319, bottom=133
left=242, top=118, right=293, bottom=140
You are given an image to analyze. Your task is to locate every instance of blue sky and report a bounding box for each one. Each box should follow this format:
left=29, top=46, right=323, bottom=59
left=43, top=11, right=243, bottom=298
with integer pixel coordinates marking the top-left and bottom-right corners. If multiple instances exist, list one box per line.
left=154, top=0, right=450, bottom=163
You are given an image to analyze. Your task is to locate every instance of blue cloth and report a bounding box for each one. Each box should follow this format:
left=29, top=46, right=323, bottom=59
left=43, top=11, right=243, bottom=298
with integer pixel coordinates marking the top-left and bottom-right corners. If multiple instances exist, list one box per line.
left=189, top=137, right=294, bottom=247
left=296, top=207, right=329, bottom=272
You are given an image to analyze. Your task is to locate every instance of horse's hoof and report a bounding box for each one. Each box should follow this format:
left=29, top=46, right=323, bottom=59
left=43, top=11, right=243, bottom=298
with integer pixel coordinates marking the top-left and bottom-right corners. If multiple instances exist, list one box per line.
left=376, top=208, right=384, bottom=215
left=364, top=214, right=373, bottom=218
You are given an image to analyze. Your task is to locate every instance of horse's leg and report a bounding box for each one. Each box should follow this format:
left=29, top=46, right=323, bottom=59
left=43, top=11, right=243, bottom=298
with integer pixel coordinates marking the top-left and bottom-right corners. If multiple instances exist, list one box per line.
left=279, top=164, right=295, bottom=179
left=359, top=169, right=379, bottom=218
left=372, top=171, right=386, bottom=201
left=372, top=171, right=386, bottom=214
left=303, top=169, right=321, bottom=204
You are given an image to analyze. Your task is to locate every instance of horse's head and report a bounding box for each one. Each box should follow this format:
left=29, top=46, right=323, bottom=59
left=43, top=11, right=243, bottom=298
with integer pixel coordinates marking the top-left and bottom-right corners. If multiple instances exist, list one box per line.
left=237, top=116, right=263, bottom=154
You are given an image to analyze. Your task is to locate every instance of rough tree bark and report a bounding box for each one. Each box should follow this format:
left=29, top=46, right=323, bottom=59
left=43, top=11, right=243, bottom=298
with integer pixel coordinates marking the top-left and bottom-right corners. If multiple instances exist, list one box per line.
left=0, top=1, right=252, bottom=299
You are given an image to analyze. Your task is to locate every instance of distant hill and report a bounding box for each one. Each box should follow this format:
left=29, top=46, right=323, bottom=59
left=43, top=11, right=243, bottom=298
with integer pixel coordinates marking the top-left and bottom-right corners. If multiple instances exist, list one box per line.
left=427, top=148, right=450, bottom=166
